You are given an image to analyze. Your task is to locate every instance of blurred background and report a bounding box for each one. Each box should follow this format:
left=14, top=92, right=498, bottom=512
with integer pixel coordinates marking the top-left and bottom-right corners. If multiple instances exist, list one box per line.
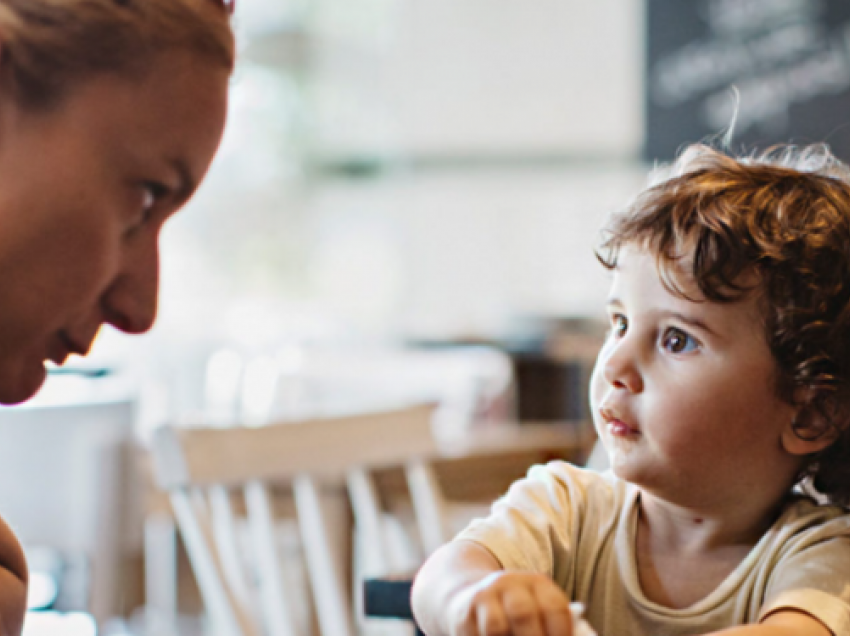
left=29, top=0, right=850, bottom=428
left=5, top=0, right=850, bottom=633
left=69, top=0, right=645, bottom=432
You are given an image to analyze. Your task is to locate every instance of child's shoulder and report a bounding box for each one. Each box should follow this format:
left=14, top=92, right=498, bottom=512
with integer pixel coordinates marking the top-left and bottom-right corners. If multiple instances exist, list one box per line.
left=528, top=459, right=630, bottom=490
left=516, top=460, right=635, bottom=516
left=760, top=493, right=850, bottom=570
left=777, top=493, right=850, bottom=538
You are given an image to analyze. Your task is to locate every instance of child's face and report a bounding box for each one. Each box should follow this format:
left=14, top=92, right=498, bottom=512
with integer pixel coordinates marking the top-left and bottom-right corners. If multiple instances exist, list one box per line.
left=589, top=245, right=799, bottom=506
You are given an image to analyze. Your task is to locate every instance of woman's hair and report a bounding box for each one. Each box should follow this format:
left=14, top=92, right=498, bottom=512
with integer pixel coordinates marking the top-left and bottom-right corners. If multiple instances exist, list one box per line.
left=598, top=143, right=850, bottom=507
left=0, top=0, right=235, bottom=109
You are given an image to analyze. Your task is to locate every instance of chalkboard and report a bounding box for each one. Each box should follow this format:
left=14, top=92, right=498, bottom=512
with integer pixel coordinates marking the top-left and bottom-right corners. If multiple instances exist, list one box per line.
left=645, top=0, right=850, bottom=162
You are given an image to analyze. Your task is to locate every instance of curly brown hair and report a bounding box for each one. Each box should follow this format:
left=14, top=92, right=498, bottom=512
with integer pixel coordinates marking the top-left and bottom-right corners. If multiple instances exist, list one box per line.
left=597, top=143, right=850, bottom=506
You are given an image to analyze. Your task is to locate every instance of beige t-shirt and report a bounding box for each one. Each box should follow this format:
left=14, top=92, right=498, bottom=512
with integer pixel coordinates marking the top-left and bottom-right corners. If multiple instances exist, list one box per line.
left=457, top=462, right=850, bottom=636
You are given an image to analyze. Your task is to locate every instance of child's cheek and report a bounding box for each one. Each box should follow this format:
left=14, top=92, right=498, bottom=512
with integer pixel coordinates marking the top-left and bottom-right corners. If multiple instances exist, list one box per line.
left=588, top=354, right=609, bottom=427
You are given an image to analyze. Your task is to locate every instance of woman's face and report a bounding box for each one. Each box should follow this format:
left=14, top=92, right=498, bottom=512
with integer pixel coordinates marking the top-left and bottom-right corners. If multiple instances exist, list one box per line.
left=0, top=51, right=229, bottom=403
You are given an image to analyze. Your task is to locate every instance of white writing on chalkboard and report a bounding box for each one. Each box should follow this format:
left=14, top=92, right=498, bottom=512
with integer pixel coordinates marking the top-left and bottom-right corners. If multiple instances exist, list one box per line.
left=703, top=31, right=850, bottom=134
left=705, top=0, right=822, bottom=37
left=653, top=23, right=821, bottom=106
left=650, top=0, right=850, bottom=136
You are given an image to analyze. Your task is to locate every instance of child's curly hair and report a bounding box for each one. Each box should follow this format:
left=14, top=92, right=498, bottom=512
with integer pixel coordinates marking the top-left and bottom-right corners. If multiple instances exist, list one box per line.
left=597, top=143, right=850, bottom=507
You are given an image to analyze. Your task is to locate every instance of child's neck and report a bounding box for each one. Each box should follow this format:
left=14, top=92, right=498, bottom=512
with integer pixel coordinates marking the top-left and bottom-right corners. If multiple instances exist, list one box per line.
left=638, top=489, right=785, bottom=551
left=633, top=489, right=788, bottom=609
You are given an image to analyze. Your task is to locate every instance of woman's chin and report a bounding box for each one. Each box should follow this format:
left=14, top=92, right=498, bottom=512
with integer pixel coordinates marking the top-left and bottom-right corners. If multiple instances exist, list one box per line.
left=0, top=361, right=47, bottom=405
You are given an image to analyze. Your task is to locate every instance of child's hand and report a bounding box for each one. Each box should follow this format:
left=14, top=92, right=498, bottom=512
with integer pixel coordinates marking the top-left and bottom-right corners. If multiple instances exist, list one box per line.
left=447, top=570, right=575, bottom=636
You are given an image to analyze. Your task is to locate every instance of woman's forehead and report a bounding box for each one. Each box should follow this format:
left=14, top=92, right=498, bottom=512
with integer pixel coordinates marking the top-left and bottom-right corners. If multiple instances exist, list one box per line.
left=62, top=52, right=227, bottom=173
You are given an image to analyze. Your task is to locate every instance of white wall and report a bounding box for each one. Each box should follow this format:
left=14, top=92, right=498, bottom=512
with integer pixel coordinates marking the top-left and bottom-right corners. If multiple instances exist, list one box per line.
left=306, top=165, right=646, bottom=339
left=308, top=0, right=645, bottom=157
left=297, top=0, right=648, bottom=337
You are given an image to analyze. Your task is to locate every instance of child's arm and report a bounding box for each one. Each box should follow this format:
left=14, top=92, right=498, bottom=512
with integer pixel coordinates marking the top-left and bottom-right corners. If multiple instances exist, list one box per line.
left=705, top=610, right=831, bottom=636
left=0, top=515, right=27, bottom=636
left=411, top=539, right=575, bottom=636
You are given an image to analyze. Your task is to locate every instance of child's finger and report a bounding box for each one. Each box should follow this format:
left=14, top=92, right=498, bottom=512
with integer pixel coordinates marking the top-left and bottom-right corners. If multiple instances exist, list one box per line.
left=502, top=585, right=546, bottom=636
left=452, top=610, right=480, bottom=636
left=449, top=589, right=481, bottom=636
left=476, top=597, right=510, bottom=636
left=533, top=582, right=573, bottom=636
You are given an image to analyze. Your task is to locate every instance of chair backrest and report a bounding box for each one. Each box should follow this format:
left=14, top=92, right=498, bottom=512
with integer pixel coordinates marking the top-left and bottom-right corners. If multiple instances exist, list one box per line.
left=151, top=403, right=444, bottom=636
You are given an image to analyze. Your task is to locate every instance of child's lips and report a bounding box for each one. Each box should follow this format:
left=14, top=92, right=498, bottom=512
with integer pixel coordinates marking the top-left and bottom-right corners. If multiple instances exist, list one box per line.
left=600, top=406, right=640, bottom=437
left=608, top=418, right=640, bottom=437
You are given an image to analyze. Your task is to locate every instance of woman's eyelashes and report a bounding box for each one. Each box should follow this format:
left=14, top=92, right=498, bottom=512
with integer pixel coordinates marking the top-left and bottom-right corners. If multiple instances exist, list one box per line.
left=129, top=181, right=168, bottom=232
left=143, top=181, right=169, bottom=214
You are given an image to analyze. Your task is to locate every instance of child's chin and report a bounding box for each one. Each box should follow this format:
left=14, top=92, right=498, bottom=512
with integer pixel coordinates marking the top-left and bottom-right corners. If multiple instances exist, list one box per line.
left=606, top=436, right=639, bottom=468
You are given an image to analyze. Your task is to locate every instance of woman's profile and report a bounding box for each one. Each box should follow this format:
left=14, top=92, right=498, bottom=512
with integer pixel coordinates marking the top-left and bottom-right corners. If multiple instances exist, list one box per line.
left=0, top=0, right=235, bottom=632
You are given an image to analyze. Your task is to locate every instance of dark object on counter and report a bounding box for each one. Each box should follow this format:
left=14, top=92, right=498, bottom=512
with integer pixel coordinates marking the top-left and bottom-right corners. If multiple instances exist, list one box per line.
left=363, top=577, right=424, bottom=636
left=47, top=367, right=111, bottom=378
left=514, top=355, right=588, bottom=422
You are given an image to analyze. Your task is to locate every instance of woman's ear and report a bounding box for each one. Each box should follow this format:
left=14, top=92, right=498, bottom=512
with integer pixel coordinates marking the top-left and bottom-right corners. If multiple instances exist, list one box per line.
left=781, top=408, right=839, bottom=456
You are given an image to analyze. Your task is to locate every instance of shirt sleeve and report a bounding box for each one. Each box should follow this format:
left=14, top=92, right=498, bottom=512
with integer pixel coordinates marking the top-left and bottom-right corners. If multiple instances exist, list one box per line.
left=453, top=462, right=619, bottom=582
left=761, top=508, right=850, bottom=635
left=760, top=589, right=850, bottom=636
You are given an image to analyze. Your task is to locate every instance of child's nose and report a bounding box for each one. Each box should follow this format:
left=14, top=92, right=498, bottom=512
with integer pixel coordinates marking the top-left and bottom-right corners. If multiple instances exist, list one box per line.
left=602, top=339, right=643, bottom=393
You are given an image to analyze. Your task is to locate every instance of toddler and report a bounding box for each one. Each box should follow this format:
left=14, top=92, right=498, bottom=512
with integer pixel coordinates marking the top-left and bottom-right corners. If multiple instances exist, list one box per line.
left=411, top=144, right=850, bottom=636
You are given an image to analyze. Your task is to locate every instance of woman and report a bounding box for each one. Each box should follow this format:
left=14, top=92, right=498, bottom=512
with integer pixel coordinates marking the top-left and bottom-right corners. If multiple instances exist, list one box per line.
left=0, top=0, right=235, bottom=632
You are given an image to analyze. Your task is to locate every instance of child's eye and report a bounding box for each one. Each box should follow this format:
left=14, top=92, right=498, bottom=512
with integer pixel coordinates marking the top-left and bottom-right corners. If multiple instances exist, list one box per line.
left=661, top=327, right=698, bottom=354
left=610, top=314, right=628, bottom=339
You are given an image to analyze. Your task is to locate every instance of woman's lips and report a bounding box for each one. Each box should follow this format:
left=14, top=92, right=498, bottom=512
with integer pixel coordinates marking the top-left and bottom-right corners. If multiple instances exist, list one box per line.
left=46, top=335, right=71, bottom=365
left=46, top=331, right=85, bottom=366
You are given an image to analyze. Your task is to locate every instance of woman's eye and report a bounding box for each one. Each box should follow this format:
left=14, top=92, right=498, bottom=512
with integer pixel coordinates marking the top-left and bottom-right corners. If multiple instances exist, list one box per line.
left=662, top=327, right=698, bottom=354
left=610, top=314, right=628, bottom=339
left=137, top=183, right=167, bottom=225
left=141, top=186, right=156, bottom=214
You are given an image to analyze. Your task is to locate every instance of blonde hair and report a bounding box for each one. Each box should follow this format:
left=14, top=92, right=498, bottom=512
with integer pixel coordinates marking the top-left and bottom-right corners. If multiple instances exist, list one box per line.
left=0, top=0, right=235, bottom=109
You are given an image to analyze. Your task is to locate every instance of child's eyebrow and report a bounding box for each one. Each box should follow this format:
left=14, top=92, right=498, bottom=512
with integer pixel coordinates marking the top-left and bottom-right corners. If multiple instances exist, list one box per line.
left=606, top=298, right=718, bottom=336
left=659, top=310, right=717, bottom=336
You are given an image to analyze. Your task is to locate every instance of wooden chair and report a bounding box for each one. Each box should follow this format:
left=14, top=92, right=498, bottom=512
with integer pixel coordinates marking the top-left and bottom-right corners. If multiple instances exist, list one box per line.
left=150, top=403, right=444, bottom=636
left=361, top=422, right=598, bottom=633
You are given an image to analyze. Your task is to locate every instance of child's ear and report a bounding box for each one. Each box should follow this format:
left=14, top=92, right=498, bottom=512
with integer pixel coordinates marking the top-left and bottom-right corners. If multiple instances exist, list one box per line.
left=781, top=408, right=839, bottom=456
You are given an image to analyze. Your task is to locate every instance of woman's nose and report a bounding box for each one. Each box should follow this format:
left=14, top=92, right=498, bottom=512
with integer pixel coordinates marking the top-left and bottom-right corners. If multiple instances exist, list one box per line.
left=100, top=243, right=160, bottom=334
left=601, top=337, right=643, bottom=393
